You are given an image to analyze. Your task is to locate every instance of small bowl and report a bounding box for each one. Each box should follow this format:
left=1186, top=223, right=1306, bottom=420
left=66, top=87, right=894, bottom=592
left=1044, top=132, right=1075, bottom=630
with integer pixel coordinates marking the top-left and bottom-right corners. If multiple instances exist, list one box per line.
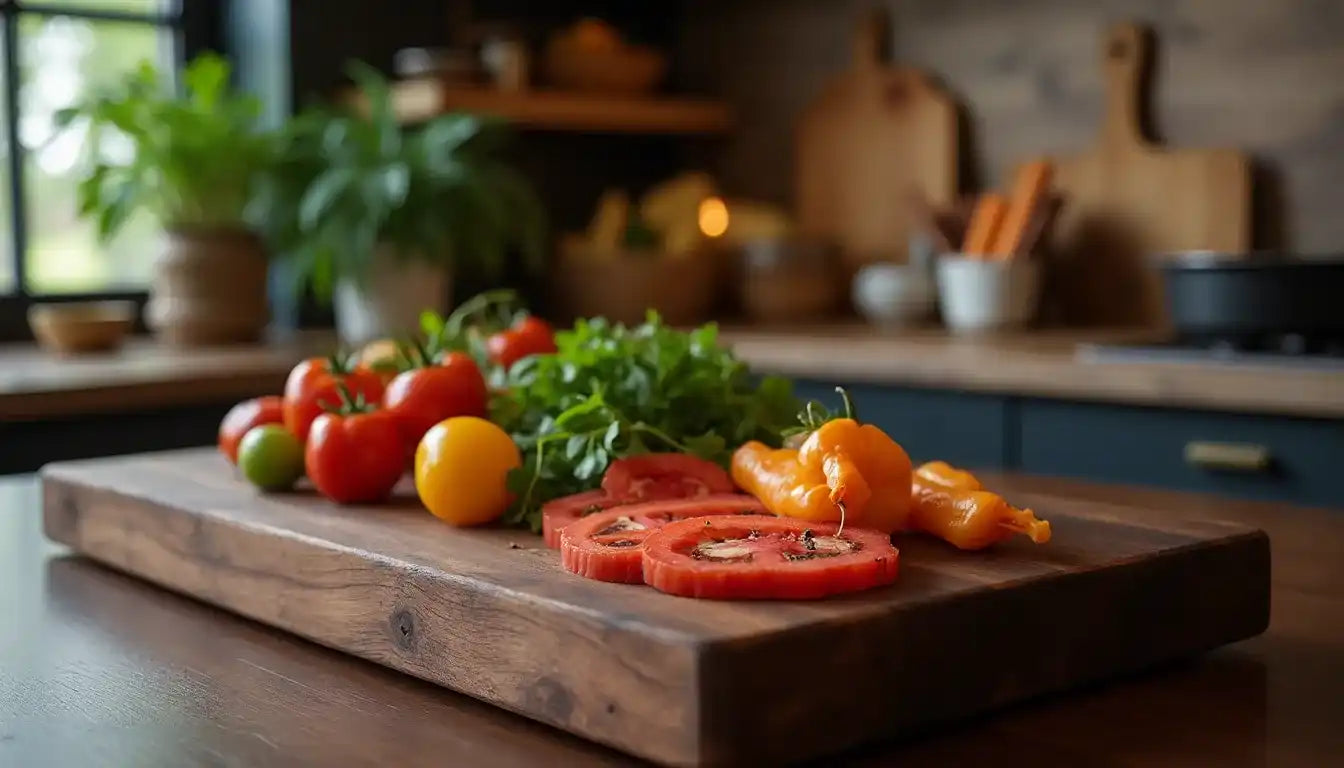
left=853, top=263, right=936, bottom=328
left=28, top=300, right=137, bottom=355
left=935, top=255, right=1041, bottom=333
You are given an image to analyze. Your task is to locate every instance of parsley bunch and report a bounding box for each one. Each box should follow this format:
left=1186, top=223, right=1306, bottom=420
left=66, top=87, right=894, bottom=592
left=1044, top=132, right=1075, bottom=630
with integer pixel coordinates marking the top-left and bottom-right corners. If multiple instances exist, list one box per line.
left=491, top=312, right=801, bottom=531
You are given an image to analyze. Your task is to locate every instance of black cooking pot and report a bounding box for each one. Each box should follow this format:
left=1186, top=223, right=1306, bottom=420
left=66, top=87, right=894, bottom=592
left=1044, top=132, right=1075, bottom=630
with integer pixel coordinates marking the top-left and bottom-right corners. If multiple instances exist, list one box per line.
left=1160, top=251, right=1344, bottom=343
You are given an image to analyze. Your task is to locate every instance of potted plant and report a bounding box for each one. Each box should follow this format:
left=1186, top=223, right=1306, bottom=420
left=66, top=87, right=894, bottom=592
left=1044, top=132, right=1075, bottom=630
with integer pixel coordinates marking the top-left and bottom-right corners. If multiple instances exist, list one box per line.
left=56, top=52, right=279, bottom=346
left=267, top=62, right=546, bottom=345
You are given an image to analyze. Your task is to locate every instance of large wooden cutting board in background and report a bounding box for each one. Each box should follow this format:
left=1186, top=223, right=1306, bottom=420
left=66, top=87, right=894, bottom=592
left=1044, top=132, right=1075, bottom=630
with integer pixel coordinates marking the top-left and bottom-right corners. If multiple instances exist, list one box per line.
left=42, top=449, right=1269, bottom=767
left=795, top=8, right=958, bottom=274
left=1048, top=23, right=1252, bottom=327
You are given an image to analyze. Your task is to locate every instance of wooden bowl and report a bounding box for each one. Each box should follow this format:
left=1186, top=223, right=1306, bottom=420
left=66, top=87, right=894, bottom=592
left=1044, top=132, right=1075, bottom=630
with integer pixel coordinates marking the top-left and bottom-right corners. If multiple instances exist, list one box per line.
left=552, top=245, right=719, bottom=326
left=28, top=300, right=137, bottom=355
left=542, top=39, right=667, bottom=94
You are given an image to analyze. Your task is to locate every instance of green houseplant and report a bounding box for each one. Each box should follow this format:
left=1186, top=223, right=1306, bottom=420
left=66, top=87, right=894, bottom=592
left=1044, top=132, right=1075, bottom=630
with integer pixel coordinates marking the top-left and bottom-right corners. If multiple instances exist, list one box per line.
left=56, top=52, right=279, bottom=345
left=266, top=62, right=546, bottom=345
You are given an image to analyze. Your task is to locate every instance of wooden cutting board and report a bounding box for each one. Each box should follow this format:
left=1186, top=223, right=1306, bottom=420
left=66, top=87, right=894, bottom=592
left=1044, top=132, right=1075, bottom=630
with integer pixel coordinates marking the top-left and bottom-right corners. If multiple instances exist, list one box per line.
left=795, top=8, right=958, bottom=275
left=1048, top=23, right=1252, bottom=327
left=41, top=449, right=1270, bottom=768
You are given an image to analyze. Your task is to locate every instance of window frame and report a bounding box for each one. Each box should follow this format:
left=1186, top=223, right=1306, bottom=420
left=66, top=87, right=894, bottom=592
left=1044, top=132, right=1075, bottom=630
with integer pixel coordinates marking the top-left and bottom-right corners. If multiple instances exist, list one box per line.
left=0, top=0, right=224, bottom=342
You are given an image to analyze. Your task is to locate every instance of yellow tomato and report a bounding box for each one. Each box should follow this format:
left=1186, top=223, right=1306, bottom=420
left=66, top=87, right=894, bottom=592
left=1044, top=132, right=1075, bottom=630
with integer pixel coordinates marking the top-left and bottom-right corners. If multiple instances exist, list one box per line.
left=414, top=416, right=521, bottom=526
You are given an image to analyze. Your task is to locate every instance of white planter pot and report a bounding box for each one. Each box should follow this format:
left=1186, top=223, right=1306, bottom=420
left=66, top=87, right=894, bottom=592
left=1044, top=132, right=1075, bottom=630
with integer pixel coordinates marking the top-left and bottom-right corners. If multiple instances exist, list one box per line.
left=334, top=250, right=452, bottom=346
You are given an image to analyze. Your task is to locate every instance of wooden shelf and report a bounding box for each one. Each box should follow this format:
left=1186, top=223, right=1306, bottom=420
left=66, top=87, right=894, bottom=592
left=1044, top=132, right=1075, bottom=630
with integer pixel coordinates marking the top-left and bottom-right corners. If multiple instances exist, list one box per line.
left=371, top=78, right=733, bottom=135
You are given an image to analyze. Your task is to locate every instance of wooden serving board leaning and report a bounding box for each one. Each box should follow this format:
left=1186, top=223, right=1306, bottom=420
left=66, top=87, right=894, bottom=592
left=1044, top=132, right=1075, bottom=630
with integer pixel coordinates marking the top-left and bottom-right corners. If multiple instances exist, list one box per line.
left=1047, top=22, right=1252, bottom=327
left=42, top=449, right=1270, bottom=767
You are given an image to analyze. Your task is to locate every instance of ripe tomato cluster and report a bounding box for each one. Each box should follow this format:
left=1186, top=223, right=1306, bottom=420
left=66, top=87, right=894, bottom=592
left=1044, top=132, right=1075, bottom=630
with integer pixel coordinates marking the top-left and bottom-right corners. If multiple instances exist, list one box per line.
left=219, top=314, right=559, bottom=519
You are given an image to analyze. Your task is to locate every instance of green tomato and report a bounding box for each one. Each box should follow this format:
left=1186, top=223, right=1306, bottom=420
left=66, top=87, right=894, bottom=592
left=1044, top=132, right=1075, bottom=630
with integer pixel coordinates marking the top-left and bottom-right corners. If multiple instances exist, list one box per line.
left=237, top=424, right=305, bottom=491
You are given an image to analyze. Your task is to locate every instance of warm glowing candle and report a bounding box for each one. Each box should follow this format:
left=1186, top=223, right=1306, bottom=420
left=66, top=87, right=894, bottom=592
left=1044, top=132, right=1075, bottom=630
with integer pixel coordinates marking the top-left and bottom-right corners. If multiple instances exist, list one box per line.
left=698, top=196, right=729, bottom=238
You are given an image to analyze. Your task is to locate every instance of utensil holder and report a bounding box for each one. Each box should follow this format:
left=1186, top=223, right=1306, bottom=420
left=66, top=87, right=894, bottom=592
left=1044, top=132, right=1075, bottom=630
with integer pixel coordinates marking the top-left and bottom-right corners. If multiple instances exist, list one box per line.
left=935, top=254, right=1041, bottom=333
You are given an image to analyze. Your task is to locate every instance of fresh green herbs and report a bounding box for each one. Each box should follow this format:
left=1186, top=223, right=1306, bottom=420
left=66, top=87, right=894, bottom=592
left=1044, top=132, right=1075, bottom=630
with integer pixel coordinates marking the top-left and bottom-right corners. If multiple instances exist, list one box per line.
left=491, top=312, right=800, bottom=531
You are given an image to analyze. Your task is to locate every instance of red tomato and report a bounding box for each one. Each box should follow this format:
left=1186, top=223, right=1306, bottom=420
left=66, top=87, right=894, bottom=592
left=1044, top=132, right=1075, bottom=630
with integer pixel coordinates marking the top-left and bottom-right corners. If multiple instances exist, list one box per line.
left=641, top=516, right=900, bottom=600
left=601, top=453, right=736, bottom=502
left=383, top=352, right=489, bottom=458
left=218, top=396, right=284, bottom=464
left=486, top=316, right=557, bottom=369
left=283, top=357, right=386, bottom=442
left=304, top=409, right=405, bottom=504
left=559, top=495, right=769, bottom=584
left=542, top=489, right=623, bottom=549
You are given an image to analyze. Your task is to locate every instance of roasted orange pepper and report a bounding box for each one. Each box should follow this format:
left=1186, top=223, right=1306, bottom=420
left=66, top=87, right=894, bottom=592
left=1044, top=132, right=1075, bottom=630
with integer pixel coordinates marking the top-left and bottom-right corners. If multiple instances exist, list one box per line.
left=732, top=388, right=913, bottom=533
left=913, top=460, right=982, bottom=493
left=909, top=460, right=1050, bottom=549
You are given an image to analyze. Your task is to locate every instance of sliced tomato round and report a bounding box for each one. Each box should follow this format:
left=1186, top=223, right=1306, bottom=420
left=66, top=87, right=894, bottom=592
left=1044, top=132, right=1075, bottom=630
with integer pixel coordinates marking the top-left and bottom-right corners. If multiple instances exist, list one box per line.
left=559, top=494, right=769, bottom=584
left=601, top=453, right=736, bottom=502
left=541, top=489, right=623, bottom=549
left=641, top=516, right=900, bottom=600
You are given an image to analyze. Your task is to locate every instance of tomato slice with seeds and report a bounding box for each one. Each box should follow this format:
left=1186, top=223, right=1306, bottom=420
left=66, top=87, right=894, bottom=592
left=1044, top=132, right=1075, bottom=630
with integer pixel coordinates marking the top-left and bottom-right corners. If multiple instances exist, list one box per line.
left=601, top=453, right=736, bottom=501
left=541, top=489, right=624, bottom=549
left=559, top=494, right=769, bottom=584
left=641, top=516, right=900, bottom=600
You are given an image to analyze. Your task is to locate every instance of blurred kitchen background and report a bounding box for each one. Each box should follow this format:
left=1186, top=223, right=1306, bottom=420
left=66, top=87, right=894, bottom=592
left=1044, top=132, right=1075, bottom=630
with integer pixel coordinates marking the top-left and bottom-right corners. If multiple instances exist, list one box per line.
left=1, top=0, right=1340, bottom=509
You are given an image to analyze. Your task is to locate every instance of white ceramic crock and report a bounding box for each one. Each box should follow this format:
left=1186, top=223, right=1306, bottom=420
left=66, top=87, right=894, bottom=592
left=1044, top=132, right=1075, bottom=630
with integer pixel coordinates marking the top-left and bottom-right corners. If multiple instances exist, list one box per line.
left=935, top=254, right=1041, bottom=333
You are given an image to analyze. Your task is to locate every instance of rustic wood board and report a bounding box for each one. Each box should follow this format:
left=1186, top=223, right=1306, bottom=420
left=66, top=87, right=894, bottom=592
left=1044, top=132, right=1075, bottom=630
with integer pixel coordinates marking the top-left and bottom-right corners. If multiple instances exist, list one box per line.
left=795, top=8, right=958, bottom=275
left=40, top=449, right=1270, bottom=767
left=1047, top=22, right=1252, bottom=327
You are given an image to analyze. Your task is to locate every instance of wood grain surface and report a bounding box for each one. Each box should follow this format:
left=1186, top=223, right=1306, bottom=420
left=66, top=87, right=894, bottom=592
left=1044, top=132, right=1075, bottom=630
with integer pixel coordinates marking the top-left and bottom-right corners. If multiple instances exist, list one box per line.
left=717, top=325, right=1344, bottom=419
left=0, top=331, right=333, bottom=419
left=1046, top=22, right=1251, bottom=326
left=795, top=7, right=958, bottom=273
left=40, top=449, right=1270, bottom=767
left=5, top=471, right=1343, bottom=767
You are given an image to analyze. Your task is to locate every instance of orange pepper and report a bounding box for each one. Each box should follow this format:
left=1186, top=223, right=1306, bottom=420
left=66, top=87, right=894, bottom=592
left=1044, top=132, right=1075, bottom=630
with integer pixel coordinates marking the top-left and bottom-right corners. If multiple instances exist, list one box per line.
left=909, top=460, right=1050, bottom=549
left=913, top=460, right=982, bottom=493
left=731, top=388, right=913, bottom=533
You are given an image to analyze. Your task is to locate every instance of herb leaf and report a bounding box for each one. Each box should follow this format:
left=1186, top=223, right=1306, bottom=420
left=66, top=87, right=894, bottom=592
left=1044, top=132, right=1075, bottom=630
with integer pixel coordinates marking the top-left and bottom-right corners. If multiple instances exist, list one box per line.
left=492, top=313, right=800, bottom=531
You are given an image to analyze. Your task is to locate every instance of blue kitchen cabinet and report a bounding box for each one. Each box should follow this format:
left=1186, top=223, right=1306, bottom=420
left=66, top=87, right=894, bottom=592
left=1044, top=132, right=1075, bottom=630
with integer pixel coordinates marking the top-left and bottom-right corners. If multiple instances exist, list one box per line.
left=1017, top=399, right=1343, bottom=509
left=789, top=380, right=1010, bottom=469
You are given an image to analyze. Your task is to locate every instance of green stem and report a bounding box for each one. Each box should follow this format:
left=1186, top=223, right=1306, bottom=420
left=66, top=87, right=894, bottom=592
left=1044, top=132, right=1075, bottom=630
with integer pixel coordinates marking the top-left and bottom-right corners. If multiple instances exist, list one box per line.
left=805, top=401, right=822, bottom=431
left=834, top=386, right=858, bottom=422
left=630, top=423, right=693, bottom=454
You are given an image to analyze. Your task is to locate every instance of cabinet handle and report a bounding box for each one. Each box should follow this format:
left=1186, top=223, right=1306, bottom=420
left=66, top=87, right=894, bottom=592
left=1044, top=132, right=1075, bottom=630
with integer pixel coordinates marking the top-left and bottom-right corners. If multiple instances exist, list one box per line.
left=1184, top=441, right=1272, bottom=473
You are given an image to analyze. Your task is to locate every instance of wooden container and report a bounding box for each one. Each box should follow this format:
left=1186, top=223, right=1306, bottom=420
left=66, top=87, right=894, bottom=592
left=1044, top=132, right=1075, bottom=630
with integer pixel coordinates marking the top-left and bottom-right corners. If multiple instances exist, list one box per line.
left=144, top=228, right=269, bottom=347
left=739, top=237, right=843, bottom=323
left=28, top=300, right=136, bottom=355
left=552, top=245, right=718, bottom=326
left=542, top=34, right=666, bottom=94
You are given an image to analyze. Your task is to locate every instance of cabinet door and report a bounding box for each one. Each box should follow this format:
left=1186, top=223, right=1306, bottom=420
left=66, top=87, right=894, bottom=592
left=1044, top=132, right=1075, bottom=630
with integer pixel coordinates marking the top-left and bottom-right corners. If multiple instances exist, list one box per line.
left=1019, top=400, right=1344, bottom=508
left=789, top=380, right=1009, bottom=469
left=0, top=404, right=229, bottom=476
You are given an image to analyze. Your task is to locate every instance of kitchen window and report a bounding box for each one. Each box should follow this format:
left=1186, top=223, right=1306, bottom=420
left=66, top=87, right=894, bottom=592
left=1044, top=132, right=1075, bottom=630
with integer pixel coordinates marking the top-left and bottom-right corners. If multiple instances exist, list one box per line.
left=0, top=0, right=218, bottom=341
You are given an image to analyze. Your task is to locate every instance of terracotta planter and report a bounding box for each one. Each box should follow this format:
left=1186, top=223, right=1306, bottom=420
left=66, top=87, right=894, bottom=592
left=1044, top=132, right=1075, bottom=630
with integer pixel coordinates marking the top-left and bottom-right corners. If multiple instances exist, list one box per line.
left=144, top=228, right=270, bottom=346
left=333, top=246, right=452, bottom=346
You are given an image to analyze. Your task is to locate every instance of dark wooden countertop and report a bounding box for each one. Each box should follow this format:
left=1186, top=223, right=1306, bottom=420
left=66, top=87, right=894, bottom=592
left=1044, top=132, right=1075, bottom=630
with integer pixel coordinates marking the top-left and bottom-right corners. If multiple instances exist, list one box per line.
left=2, top=471, right=1339, bottom=767
left=720, top=326, right=1344, bottom=419
left=0, top=331, right=335, bottom=419
left=3, top=325, right=1340, bottom=421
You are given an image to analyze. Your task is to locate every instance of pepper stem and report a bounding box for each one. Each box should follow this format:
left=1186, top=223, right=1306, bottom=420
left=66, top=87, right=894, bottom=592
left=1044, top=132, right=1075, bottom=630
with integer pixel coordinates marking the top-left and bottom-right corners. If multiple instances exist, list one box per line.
left=834, top=386, right=858, bottom=422
left=805, top=401, right=822, bottom=431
